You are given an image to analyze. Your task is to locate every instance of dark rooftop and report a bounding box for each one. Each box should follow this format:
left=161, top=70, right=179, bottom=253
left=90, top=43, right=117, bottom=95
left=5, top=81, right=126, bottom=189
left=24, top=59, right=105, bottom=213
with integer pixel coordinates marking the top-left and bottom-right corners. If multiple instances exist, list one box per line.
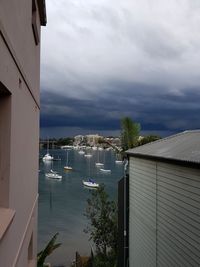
left=127, top=130, right=200, bottom=165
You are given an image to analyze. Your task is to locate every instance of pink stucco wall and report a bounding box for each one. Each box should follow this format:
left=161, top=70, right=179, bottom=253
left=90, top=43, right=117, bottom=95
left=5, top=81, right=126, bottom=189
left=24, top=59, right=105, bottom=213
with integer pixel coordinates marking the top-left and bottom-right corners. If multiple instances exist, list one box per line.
left=0, top=0, right=45, bottom=266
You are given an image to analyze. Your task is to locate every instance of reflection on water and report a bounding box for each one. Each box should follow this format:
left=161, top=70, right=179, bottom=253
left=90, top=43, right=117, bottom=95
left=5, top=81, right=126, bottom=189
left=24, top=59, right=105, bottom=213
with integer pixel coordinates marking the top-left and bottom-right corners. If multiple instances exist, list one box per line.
left=38, top=148, right=124, bottom=266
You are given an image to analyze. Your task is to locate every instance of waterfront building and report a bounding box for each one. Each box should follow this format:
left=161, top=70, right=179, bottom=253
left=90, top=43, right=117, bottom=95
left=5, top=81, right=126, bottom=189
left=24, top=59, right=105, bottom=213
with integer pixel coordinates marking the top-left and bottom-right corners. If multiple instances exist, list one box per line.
left=0, top=1, right=46, bottom=266
left=119, top=130, right=200, bottom=267
left=105, top=137, right=121, bottom=148
left=74, top=135, right=85, bottom=146
left=74, top=134, right=103, bottom=147
left=85, top=134, right=103, bottom=146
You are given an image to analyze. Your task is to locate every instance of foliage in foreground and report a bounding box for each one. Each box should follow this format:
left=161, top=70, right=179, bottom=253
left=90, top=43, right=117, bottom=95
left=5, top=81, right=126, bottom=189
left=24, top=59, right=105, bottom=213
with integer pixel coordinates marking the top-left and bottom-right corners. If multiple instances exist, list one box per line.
left=84, top=185, right=118, bottom=267
left=37, top=233, right=61, bottom=267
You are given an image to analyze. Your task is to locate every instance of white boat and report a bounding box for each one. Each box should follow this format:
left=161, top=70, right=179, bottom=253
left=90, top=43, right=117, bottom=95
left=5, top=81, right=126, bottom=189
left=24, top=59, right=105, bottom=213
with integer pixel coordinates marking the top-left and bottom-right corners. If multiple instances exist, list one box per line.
left=45, top=170, right=62, bottom=180
left=43, top=153, right=54, bottom=161
left=84, top=154, right=92, bottom=158
left=98, top=151, right=111, bottom=173
left=100, top=168, right=111, bottom=173
left=82, top=179, right=99, bottom=188
left=95, top=149, right=104, bottom=167
left=115, top=160, right=123, bottom=164
left=115, top=153, right=123, bottom=164
left=95, top=162, right=104, bottom=167
left=83, top=157, right=99, bottom=188
left=64, top=166, right=72, bottom=170
left=98, top=147, right=103, bottom=151
left=78, top=150, right=85, bottom=155
left=64, top=150, right=72, bottom=171
left=43, top=139, right=54, bottom=161
left=92, top=146, right=98, bottom=150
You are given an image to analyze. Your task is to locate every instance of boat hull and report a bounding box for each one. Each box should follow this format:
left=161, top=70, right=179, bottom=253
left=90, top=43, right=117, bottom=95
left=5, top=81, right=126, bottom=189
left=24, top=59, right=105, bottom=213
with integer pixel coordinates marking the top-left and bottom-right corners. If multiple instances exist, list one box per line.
left=82, top=180, right=99, bottom=188
left=100, top=168, right=111, bottom=173
left=95, top=162, right=104, bottom=167
left=43, top=153, right=54, bottom=161
left=64, top=166, right=72, bottom=170
left=45, top=173, right=62, bottom=179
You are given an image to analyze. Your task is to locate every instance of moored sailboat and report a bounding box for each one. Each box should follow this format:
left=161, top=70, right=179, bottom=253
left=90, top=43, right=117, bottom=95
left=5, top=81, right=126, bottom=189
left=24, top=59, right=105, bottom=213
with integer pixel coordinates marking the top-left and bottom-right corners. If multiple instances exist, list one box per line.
left=45, top=169, right=62, bottom=180
left=43, top=139, right=54, bottom=161
left=64, top=149, right=72, bottom=171
left=99, top=151, right=111, bottom=173
left=82, top=179, right=99, bottom=188
left=95, top=149, right=104, bottom=167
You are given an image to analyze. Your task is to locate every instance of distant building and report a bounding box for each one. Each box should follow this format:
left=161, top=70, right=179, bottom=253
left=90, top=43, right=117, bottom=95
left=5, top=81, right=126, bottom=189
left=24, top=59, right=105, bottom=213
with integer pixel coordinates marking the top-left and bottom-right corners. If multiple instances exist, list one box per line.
left=0, top=1, right=46, bottom=267
left=85, top=134, right=102, bottom=146
left=74, top=135, right=85, bottom=146
left=121, top=130, right=200, bottom=267
left=105, top=137, right=121, bottom=148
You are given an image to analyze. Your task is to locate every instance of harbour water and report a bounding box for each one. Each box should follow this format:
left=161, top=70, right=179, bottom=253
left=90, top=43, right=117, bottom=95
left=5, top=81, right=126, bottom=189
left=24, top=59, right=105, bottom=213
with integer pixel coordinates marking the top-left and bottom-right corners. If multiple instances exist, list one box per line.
left=38, top=148, right=124, bottom=266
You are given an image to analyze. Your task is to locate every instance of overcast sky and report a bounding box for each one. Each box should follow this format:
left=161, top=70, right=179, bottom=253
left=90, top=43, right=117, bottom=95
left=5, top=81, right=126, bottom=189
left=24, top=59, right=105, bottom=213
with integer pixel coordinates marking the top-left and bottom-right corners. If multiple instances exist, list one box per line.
left=40, top=0, right=200, bottom=138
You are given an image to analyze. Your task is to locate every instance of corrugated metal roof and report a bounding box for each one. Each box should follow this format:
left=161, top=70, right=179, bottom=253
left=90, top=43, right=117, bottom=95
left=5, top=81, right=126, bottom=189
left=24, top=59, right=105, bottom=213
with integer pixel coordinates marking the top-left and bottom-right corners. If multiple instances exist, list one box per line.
left=127, top=130, right=200, bottom=165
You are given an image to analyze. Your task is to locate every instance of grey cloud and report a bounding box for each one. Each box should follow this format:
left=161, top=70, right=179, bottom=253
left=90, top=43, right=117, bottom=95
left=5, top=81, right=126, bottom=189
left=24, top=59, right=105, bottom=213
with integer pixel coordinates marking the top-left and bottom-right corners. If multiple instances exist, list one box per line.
left=40, top=0, right=200, bottom=136
left=40, top=84, right=200, bottom=135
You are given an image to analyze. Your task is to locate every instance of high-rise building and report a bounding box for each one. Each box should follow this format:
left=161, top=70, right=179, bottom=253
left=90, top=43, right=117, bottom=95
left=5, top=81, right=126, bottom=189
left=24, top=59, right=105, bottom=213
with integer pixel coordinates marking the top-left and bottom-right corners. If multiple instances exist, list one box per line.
left=0, top=1, right=46, bottom=266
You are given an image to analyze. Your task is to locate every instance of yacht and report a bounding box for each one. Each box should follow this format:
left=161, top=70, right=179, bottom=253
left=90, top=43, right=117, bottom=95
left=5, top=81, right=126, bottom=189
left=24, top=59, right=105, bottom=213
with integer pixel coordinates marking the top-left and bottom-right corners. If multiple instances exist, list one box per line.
left=43, top=139, right=53, bottom=161
left=82, top=179, right=99, bottom=188
left=99, top=168, right=111, bottom=173
left=64, top=150, right=72, bottom=171
left=45, top=170, right=62, bottom=180
left=43, top=153, right=54, bottom=161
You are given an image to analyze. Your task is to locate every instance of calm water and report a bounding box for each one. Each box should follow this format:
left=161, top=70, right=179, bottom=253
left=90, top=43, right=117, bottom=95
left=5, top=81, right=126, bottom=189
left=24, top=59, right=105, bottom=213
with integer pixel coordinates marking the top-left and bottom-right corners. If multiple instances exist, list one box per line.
left=38, top=148, right=124, bottom=266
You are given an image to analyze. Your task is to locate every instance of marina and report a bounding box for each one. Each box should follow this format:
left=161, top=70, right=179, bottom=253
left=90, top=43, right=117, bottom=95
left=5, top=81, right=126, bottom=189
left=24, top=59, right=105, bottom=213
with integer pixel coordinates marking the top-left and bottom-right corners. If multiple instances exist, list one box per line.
left=38, top=147, right=124, bottom=266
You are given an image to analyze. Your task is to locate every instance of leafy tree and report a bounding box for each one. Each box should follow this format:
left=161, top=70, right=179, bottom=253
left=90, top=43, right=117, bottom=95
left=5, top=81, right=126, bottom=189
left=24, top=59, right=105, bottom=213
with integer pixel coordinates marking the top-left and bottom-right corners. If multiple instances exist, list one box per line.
left=121, top=117, right=140, bottom=151
left=84, top=185, right=118, bottom=266
left=37, top=233, right=61, bottom=267
left=56, top=137, right=74, bottom=146
left=137, top=134, right=161, bottom=146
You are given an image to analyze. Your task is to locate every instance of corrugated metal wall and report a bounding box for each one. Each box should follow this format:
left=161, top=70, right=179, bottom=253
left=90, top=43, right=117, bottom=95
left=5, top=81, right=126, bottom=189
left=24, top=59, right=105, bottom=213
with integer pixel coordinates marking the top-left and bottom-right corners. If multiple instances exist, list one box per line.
left=129, top=158, right=157, bottom=266
left=129, top=157, right=200, bottom=267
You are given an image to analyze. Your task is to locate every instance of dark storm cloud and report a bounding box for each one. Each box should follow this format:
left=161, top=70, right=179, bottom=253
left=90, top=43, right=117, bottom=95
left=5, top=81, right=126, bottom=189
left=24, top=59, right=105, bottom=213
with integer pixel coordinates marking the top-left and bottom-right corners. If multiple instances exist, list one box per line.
left=40, top=0, right=200, bottom=136
left=40, top=84, right=200, bottom=134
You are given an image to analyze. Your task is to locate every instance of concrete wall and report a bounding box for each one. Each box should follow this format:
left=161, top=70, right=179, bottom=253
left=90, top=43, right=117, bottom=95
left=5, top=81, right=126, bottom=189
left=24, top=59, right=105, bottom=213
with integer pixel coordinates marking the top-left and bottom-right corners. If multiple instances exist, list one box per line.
left=0, top=0, right=41, bottom=102
left=129, top=157, right=200, bottom=267
left=0, top=1, right=44, bottom=266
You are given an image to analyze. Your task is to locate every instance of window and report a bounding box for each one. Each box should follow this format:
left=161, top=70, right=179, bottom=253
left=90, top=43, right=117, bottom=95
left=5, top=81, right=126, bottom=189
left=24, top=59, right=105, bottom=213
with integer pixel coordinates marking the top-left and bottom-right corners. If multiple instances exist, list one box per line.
left=28, top=233, right=36, bottom=267
left=32, top=0, right=40, bottom=45
left=0, top=82, right=11, bottom=208
left=0, top=82, right=15, bottom=240
left=28, top=233, right=33, bottom=261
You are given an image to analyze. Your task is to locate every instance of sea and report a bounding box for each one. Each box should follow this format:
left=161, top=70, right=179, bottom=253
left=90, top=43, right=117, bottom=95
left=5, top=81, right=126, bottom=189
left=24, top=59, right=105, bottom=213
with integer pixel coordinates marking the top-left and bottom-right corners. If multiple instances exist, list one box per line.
left=38, top=148, right=124, bottom=267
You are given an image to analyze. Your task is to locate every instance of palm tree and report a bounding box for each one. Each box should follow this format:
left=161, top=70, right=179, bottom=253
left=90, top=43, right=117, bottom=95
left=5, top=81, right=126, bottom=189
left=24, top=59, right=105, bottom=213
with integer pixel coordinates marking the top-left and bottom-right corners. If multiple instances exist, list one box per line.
left=37, top=233, right=61, bottom=267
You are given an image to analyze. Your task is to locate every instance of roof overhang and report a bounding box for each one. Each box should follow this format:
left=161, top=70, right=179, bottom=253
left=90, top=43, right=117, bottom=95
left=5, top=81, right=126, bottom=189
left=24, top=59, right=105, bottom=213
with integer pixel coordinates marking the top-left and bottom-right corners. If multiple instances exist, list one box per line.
left=126, top=151, right=200, bottom=169
left=37, top=0, right=47, bottom=26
